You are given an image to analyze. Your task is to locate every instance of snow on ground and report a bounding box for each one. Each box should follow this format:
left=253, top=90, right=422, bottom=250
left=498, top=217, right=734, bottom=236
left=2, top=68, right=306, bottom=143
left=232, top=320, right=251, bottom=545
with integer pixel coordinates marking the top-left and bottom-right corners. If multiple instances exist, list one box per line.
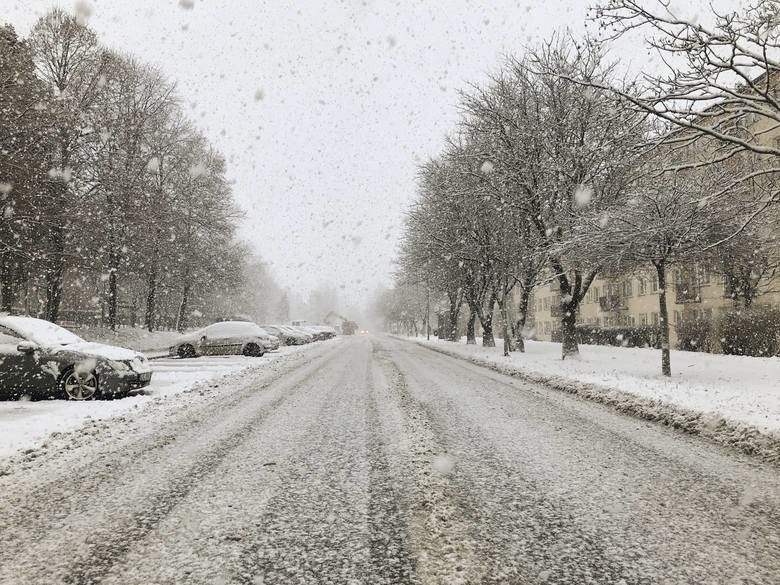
left=0, top=343, right=318, bottom=460
left=415, top=336, right=780, bottom=437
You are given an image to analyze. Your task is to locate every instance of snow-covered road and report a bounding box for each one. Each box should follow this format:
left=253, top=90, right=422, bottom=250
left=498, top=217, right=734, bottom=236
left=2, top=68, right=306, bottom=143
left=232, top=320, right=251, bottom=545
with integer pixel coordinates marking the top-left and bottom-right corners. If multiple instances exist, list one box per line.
left=0, top=336, right=777, bottom=584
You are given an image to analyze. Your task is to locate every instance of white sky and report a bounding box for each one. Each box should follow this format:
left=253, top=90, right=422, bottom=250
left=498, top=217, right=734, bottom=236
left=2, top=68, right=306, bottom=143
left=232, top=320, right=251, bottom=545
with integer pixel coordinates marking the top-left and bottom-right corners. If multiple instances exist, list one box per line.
left=2, top=0, right=734, bottom=307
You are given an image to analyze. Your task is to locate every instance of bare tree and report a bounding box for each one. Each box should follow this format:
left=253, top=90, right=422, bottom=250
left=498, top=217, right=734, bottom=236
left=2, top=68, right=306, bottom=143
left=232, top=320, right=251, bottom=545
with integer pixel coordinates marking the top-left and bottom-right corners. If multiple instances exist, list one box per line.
left=461, top=38, right=646, bottom=358
left=594, top=0, right=780, bottom=236
left=0, top=25, right=51, bottom=312
left=28, top=9, right=110, bottom=322
left=575, top=161, right=739, bottom=375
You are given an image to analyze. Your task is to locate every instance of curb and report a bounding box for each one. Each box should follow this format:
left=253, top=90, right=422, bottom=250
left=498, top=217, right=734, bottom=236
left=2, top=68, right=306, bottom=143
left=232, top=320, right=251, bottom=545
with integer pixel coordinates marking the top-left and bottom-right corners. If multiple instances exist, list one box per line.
left=412, top=339, right=780, bottom=466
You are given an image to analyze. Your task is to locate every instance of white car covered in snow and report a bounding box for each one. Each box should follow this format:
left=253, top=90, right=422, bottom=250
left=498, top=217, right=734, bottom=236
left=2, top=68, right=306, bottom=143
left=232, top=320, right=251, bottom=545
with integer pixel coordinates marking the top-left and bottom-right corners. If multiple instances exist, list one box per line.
left=0, top=315, right=152, bottom=400
left=169, top=321, right=280, bottom=358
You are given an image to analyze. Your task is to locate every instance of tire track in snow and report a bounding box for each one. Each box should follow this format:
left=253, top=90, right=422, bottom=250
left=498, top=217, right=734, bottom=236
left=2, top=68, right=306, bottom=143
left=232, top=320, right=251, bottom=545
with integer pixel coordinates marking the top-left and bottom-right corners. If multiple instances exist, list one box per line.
left=388, top=341, right=628, bottom=583
left=0, top=346, right=328, bottom=529
left=0, top=344, right=340, bottom=585
left=384, top=336, right=780, bottom=584
left=372, top=340, right=488, bottom=585
left=224, top=339, right=377, bottom=584
left=364, top=350, right=419, bottom=584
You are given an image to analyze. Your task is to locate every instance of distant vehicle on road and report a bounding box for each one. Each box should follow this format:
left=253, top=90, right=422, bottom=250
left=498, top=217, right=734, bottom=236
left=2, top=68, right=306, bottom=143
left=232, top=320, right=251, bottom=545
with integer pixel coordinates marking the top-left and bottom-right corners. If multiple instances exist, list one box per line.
left=169, top=321, right=280, bottom=358
left=0, top=315, right=152, bottom=400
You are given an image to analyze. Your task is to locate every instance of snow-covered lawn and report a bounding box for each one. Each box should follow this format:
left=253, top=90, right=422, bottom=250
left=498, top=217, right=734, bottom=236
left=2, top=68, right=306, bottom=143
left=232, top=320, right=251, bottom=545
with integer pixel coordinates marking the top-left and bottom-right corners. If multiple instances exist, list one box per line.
left=0, top=344, right=317, bottom=460
left=415, top=337, right=780, bottom=436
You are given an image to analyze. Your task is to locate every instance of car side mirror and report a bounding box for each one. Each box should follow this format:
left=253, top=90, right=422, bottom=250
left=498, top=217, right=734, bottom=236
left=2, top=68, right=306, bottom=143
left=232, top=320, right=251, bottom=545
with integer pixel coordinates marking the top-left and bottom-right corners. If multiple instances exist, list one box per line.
left=17, top=341, right=39, bottom=354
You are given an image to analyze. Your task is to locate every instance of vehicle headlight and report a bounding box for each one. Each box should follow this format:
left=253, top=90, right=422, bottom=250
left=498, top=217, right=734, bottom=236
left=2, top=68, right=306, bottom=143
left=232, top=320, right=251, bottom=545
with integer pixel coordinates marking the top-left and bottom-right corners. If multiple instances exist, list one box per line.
left=107, top=360, right=130, bottom=372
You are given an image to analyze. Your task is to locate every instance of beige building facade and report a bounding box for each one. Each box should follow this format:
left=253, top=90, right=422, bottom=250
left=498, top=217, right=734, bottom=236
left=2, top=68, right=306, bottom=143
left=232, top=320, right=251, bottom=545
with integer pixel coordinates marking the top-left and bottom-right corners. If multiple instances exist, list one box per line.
left=528, top=265, right=780, bottom=347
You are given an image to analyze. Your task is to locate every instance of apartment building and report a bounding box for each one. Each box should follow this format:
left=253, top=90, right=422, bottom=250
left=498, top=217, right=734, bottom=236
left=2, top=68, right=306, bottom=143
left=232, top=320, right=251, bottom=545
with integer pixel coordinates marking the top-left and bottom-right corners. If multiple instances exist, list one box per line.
left=527, top=262, right=779, bottom=347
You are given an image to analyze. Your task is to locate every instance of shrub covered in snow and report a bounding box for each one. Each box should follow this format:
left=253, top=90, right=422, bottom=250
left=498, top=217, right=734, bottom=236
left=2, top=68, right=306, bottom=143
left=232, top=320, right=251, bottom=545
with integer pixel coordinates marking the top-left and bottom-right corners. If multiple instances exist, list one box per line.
left=552, top=324, right=661, bottom=349
left=718, top=307, right=780, bottom=357
left=676, top=318, right=715, bottom=353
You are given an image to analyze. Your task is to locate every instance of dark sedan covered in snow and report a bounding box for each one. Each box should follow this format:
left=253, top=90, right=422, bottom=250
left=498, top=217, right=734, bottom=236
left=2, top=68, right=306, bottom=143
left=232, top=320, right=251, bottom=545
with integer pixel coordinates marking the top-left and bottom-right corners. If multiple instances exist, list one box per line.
left=169, top=320, right=280, bottom=358
left=0, top=316, right=153, bottom=400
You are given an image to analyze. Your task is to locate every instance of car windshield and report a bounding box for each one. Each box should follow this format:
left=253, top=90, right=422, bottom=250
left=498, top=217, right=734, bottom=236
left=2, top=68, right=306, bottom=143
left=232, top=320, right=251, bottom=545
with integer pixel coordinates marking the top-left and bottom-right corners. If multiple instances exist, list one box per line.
left=1, top=317, right=84, bottom=346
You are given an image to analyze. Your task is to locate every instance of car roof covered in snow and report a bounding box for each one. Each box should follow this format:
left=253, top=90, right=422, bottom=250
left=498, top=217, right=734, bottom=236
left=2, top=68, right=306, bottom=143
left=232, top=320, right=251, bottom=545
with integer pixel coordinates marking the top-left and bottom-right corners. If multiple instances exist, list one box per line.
left=0, top=315, right=84, bottom=346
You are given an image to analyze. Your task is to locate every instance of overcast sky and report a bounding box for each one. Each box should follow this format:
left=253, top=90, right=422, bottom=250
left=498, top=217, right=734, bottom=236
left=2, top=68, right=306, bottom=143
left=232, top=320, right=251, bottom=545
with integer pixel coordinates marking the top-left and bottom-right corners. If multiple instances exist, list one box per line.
left=3, top=0, right=729, bottom=309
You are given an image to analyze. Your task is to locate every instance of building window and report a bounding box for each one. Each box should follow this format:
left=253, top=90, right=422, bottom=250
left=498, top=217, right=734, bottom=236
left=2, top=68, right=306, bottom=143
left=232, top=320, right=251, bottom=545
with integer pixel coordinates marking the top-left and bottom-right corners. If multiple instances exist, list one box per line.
left=638, top=278, right=647, bottom=295
left=651, top=275, right=659, bottom=293
left=640, top=313, right=648, bottom=325
left=696, top=264, right=710, bottom=285
left=652, top=312, right=660, bottom=325
left=622, top=280, right=633, bottom=297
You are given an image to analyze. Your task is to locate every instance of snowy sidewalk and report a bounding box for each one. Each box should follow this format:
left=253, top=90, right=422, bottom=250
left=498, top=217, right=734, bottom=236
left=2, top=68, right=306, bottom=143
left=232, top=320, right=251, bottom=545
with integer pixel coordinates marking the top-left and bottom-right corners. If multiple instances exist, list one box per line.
left=411, top=336, right=780, bottom=462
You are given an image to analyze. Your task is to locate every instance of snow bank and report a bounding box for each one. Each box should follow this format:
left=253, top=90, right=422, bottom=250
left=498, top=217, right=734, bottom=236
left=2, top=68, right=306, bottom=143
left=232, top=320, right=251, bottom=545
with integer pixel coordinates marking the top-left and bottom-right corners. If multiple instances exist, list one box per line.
left=413, top=337, right=780, bottom=464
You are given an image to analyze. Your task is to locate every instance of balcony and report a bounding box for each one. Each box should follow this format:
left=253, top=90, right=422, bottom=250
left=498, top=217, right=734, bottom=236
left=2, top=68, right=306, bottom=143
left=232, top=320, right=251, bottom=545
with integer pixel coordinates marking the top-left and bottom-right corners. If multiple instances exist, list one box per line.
left=599, top=295, right=626, bottom=312
left=675, top=283, right=701, bottom=304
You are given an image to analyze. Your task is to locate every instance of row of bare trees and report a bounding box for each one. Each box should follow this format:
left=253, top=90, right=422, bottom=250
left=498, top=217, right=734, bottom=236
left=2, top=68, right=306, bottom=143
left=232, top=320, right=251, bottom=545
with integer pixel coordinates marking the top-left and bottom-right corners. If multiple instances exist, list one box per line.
left=385, top=0, right=779, bottom=376
left=1, top=9, right=270, bottom=331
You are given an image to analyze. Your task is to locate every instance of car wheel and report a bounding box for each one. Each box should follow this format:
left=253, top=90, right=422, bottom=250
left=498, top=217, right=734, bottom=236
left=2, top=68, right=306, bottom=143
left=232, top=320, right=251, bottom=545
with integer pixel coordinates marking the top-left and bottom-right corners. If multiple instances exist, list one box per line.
left=242, top=343, right=264, bottom=357
left=177, top=344, right=196, bottom=358
left=60, top=367, right=98, bottom=400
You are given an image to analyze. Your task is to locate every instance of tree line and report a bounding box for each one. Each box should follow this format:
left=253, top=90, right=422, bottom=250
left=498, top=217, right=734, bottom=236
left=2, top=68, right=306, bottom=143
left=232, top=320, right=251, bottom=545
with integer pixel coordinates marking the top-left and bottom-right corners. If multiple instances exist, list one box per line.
left=0, top=9, right=278, bottom=331
left=384, top=0, right=779, bottom=376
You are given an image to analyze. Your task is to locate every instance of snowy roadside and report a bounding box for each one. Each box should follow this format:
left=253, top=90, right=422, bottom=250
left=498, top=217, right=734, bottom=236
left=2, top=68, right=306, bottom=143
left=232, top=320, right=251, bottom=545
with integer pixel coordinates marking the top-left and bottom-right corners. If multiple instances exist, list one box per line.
left=408, top=336, right=780, bottom=464
left=0, top=340, right=340, bottom=462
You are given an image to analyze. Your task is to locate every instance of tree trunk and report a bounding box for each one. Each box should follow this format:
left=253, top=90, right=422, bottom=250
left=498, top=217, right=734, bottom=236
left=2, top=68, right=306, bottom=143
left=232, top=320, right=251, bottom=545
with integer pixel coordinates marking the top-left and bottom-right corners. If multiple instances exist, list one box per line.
left=482, top=316, right=494, bottom=347
left=176, top=283, right=190, bottom=332
left=44, top=224, right=65, bottom=323
left=498, top=297, right=512, bottom=356
left=144, top=267, right=157, bottom=332
left=447, top=292, right=461, bottom=342
left=107, top=247, right=120, bottom=331
left=1, top=254, right=15, bottom=313
left=466, top=307, right=477, bottom=344
left=654, top=260, right=672, bottom=376
left=560, top=301, right=578, bottom=359
left=144, top=246, right=159, bottom=332
left=514, top=285, right=531, bottom=353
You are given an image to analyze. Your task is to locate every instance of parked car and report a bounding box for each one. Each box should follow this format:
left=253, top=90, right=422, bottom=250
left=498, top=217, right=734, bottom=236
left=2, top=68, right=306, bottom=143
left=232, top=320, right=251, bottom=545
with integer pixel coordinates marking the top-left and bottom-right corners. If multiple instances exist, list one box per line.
left=260, top=324, right=296, bottom=345
left=0, top=315, right=152, bottom=400
left=169, top=321, right=279, bottom=358
left=297, top=325, right=326, bottom=341
left=310, top=325, right=337, bottom=339
left=280, top=325, right=314, bottom=343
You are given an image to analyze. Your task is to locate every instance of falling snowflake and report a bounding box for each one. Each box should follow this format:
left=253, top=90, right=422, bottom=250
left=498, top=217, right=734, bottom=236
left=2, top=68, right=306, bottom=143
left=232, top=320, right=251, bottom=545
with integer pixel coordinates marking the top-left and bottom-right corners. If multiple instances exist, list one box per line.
left=432, top=454, right=454, bottom=474
left=573, top=184, right=593, bottom=207
left=188, top=162, right=207, bottom=178
left=74, top=1, right=93, bottom=25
